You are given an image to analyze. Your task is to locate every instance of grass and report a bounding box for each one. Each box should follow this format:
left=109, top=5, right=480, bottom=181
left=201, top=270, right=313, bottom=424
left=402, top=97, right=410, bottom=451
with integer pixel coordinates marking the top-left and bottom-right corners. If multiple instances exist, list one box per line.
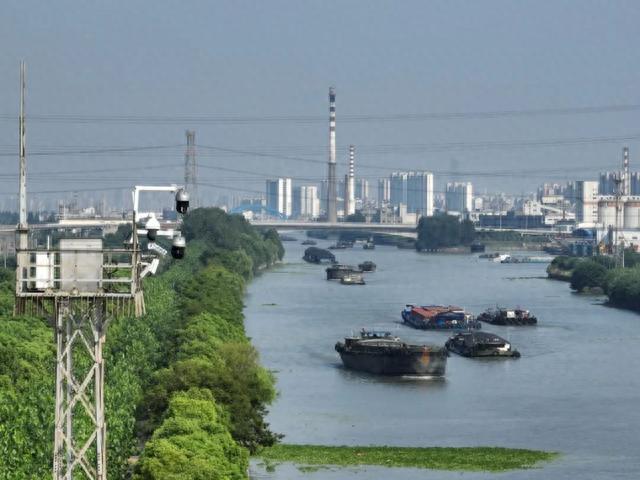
left=257, top=444, right=559, bottom=472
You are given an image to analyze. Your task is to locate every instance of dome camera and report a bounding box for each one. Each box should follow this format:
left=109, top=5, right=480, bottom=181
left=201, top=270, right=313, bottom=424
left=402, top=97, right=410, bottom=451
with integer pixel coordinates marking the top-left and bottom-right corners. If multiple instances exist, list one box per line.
left=176, top=189, right=190, bottom=214
left=145, top=214, right=161, bottom=241
left=171, top=235, right=186, bottom=259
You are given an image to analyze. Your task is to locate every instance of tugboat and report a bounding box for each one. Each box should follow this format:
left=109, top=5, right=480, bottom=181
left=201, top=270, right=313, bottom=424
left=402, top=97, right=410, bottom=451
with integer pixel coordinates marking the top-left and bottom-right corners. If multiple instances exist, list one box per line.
left=358, top=261, right=377, bottom=272
left=326, top=264, right=359, bottom=280
left=303, top=247, right=336, bottom=264
left=301, top=239, right=317, bottom=246
left=445, top=331, right=521, bottom=358
left=402, top=305, right=481, bottom=330
left=478, top=307, right=537, bottom=326
left=335, top=329, right=448, bottom=376
left=340, top=273, right=365, bottom=285
left=363, top=239, right=375, bottom=250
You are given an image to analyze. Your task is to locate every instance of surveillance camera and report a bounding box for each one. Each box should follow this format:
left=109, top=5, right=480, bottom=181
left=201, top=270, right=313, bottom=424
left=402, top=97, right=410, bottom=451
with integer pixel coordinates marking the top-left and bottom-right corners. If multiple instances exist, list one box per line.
left=176, top=189, right=190, bottom=214
left=171, top=235, right=186, bottom=259
left=145, top=214, right=161, bottom=241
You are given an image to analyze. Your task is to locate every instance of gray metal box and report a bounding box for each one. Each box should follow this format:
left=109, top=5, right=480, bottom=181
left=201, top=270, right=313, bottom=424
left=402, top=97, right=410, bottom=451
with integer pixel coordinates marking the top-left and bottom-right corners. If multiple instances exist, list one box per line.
left=59, top=239, right=103, bottom=293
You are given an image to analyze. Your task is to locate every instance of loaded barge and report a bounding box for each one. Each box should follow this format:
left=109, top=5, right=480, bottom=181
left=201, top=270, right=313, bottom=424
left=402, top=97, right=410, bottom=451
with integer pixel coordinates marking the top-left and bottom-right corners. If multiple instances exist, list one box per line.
left=402, top=305, right=481, bottom=330
left=445, top=331, right=520, bottom=358
left=326, top=264, right=359, bottom=280
left=478, top=307, right=537, bottom=326
left=335, top=330, right=448, bottom=376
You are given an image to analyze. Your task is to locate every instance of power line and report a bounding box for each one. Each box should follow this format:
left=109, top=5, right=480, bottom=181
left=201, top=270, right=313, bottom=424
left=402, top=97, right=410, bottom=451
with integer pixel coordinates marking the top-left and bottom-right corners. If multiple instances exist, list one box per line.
left=1, top=102, right=640, bottom=125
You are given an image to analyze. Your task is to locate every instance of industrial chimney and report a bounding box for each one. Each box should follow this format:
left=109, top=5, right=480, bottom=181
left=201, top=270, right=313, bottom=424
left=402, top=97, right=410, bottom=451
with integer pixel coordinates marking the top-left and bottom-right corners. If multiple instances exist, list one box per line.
left=345, top=145, right=355, bottom=216
left=327, top=87, right=337, bottom=222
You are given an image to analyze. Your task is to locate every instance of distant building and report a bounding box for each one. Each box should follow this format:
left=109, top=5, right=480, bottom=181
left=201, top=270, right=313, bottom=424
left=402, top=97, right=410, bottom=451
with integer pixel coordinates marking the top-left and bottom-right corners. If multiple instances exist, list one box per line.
left=355, top=179, right=369, bottom=202
left=406, top=172, right=434, bottom=216
left=377, top=178, right=390, bottom=205
left=575, top=180, right=599, bottom=225
left=390, top=172, right=408, bottom=207
left=445, top=182, right=473, bottom=213
left=293, top=186, right=320, bottom=219
left=266, top=178, right=292, bottom=218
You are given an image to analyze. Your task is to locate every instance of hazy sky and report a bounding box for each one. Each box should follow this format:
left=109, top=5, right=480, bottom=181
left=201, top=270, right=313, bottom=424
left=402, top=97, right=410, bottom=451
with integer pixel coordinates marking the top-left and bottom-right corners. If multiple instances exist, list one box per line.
left=2, top=0, right=640, bottom=209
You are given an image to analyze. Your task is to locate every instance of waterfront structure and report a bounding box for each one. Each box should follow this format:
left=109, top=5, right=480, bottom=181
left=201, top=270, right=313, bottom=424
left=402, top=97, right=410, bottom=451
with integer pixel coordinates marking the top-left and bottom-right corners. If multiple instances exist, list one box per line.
left=293, top=186, right=320, bottom=219
left=266, top=178, right=292, bottom=218
left=445, top=182, right=473, bottom=213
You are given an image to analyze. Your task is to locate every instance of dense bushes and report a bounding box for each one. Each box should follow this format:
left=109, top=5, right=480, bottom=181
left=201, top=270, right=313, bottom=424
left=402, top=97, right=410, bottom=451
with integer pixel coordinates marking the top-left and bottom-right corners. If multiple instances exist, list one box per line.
left=569, top=260, right=607, bottom=292
left=135, top=389, right=248, bottom=480
left=416, top=215, right=475, bottom=251
left=0, top=312, right=54, bottom=479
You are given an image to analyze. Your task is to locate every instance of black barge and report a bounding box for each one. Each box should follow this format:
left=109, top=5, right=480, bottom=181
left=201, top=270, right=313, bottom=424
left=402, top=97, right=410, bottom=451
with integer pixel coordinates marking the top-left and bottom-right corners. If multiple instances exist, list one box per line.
left=335, top=330, right=448, bottom=376
left=478, top=307, right=537, bottom=326
left=445, top=331, right=520, bottom=358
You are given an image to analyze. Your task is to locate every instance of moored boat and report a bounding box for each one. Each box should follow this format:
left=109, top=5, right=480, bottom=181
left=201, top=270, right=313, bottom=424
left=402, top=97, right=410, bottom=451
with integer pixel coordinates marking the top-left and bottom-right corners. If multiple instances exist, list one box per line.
left=335, top=330, right=448, bottom=376
left=401, top=305, right=481, bottom=330
left=478, top=307, right=537, bottom=326
left=358, top=261, right=376, bottom=272
left=445, top=331, right=520, bottom=358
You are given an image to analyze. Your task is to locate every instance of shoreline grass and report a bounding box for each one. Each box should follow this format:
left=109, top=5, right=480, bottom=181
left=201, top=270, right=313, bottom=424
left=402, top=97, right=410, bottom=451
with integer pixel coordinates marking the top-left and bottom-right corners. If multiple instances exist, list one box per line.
left=257, top=444, right=559, bottom=472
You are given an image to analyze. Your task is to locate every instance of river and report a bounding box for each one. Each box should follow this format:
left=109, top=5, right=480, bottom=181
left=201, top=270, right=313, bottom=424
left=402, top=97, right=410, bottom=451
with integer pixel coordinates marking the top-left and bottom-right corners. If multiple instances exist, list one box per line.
left=245, top=236, right=640, bottom=479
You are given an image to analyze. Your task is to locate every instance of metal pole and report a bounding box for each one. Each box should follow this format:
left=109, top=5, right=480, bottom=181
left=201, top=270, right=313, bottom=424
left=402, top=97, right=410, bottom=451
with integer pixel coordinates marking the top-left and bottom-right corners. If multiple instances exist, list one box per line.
left=15, top=61, right=28, bottom=300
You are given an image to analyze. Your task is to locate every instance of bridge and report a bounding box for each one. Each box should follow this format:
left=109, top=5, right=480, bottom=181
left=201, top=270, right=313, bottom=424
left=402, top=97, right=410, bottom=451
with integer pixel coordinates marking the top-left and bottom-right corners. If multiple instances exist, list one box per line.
left=0, top=218, right=556, bottom=239
left=248, top=219, right=556, bottom=238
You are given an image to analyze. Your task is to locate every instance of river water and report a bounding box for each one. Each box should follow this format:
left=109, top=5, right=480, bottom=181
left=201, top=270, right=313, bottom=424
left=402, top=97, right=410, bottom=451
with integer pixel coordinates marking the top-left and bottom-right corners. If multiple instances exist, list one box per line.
left=245, top=236, right=640, bottom=479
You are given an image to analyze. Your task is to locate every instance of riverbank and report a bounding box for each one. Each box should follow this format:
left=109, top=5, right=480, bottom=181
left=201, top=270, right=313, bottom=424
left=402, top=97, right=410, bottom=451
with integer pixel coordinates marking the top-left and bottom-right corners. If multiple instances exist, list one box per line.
left=257, top=444, right=558, bottom=473
left=547, top=254, right=640, bottom=310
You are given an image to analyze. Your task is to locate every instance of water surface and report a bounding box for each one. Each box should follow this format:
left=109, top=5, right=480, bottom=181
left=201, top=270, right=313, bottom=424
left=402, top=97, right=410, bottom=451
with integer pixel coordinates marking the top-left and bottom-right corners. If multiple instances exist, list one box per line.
left=245, top=237, right=640, bottom=479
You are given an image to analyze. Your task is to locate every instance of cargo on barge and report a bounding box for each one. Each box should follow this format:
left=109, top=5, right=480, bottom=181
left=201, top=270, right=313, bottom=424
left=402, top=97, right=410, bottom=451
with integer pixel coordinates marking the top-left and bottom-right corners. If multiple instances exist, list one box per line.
left=401, top=304, right=481, bottom=330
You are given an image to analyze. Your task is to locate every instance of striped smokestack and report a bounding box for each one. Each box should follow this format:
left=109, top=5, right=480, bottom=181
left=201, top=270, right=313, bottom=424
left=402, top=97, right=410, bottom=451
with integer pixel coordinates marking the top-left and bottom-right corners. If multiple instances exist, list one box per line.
left=345, top=145, right=355, bottom=216
left=623, top=147, right=630, bottom=196
left=327, top=87, right=337, bottom=222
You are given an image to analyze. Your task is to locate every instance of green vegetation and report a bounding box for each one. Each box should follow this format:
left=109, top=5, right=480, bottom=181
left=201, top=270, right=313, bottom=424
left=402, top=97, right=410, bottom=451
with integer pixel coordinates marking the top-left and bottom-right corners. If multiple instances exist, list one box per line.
left=416, top=215, right=475, bottom=251
left=548, top=251, right=640, bottom=312
left=0, top=207, right=283, bottom=479
left=258, top=444, right=558, bottom=472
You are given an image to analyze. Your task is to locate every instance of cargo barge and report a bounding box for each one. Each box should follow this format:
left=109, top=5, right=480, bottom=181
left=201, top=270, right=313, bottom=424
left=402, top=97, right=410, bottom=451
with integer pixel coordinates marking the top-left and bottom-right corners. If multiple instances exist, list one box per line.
left=478, top=307, right=537, bottom=326
left=402, top=305, right=481, bottom=330
left=445, top=331, right=520, bottom=358
left=335, top=330, right=448, bottom=376
left=303, top=247, right=336, bottom=264
left=326, top=264, right=359, bottom=280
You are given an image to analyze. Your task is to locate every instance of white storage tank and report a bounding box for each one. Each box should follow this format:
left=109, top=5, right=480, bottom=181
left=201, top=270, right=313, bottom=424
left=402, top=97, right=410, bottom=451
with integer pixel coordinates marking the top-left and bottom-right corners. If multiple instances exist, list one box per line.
left=598, top=201, right=618, bottom=228
left=624, top=201, right=640, bottom=229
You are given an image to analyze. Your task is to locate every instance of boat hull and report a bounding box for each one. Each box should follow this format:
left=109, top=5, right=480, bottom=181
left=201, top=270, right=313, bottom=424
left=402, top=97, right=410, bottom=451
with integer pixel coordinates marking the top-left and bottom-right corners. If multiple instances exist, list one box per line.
left=337, top=348, right=447, bottom=376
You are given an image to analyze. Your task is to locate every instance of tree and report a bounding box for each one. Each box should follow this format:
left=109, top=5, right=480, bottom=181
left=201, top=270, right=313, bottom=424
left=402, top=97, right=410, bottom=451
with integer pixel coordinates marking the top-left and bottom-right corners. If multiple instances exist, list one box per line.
left=570, top=260, right=607, bottom=292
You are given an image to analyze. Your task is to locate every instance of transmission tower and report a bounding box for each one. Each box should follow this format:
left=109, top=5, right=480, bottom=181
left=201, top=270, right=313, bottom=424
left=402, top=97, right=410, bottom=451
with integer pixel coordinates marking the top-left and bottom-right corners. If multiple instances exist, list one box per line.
left=13, top=64, right=190, bottom=480
left=185, top=130, right=198, bottom=208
